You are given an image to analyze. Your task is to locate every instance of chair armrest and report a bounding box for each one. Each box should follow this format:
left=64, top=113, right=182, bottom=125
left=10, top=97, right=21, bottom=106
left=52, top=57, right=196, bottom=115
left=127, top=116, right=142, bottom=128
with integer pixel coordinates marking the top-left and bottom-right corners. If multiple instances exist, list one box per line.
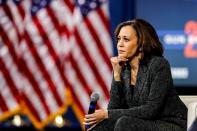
left=187, top=102, right=197, bottom=130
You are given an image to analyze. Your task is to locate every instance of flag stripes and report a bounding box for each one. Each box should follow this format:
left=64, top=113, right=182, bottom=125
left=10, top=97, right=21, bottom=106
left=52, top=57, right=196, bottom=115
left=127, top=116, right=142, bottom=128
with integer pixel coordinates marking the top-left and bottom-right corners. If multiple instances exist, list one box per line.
left=0, top=0, right=113, bottom=129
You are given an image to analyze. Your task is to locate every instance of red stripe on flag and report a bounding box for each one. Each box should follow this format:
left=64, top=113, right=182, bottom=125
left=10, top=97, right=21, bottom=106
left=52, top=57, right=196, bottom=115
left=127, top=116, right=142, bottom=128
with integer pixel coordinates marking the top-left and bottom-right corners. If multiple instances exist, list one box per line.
left=29, top=12, right=72, bottom=112
left=23, top=29, right=63, bottom=107
left=29, top=7, right=70, bottom=96
left=73, top=29, right=110, bottom=99
left=0, top=26, right=21, bottom=102
left=31, top=15, right=64, bottom=106
left=16, top=3, right=25, bottom=20
left=46, top=7, right=62, bottom=35
left=66, top=83, right=85, bottom=115
left=2, top=5, right=22, bottom=42
left=84, top=17, right=112, bottom=70
left=61, top=72, right=85, bottom=115
left=69, top=54, right=92, bottom=96
left=97, top=7, right=111, bottom=35
left=63, top=0, right=75, bottom=13
left=0, top=25, right=18, bottom=62
left=0, top=58, right=20, bottom=103
left=21, top=93, right=41, bottom=122
left=62, top=25, right=71, bottom=38
left=46, top=7, right=71, bottom=39
left=19, top=58, right=50, bottom=115
left=0, top=93, right=9, bottom=112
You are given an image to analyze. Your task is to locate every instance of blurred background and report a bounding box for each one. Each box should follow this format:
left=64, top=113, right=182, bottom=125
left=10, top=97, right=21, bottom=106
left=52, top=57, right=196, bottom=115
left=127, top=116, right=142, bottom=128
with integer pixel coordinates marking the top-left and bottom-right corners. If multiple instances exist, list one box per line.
left=0, top=0, right=197, bottom=130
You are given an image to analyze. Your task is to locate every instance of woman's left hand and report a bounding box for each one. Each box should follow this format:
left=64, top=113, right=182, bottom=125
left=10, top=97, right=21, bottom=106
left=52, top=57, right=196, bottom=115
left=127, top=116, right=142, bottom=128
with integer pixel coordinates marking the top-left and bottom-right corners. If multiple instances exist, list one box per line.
left=83, top=109, right=108, bottom=131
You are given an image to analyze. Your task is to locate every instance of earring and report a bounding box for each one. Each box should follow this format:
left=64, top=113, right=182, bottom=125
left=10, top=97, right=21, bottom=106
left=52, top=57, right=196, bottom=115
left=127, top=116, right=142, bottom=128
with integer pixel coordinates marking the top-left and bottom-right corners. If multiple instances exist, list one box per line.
left=139, top=48, right=142, bottom=52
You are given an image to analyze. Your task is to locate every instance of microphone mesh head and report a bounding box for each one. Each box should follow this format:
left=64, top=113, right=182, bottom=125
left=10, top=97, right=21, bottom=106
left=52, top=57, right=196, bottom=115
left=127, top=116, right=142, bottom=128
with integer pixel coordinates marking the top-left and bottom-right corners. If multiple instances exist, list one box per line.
left=90, top=93, right=99, bottom=102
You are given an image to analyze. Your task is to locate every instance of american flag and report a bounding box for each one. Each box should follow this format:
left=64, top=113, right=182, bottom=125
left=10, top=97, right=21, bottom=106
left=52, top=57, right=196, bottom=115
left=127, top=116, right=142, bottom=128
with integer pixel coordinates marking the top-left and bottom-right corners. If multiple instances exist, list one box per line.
left=0, top=0, right=112, bottom=129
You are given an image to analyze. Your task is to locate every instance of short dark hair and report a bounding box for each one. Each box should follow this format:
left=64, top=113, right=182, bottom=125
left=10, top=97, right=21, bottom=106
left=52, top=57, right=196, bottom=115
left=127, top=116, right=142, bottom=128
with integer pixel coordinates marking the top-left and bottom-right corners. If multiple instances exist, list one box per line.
left=115, top=19, right=163, bottom=61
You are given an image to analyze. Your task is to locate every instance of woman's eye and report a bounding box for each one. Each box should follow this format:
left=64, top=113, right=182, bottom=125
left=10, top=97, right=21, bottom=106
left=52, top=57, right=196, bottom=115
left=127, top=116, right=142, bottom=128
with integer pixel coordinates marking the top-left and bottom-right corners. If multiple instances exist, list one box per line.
left=116, top=37, right=120, bottom=41
left=124, top=38, right=129, bottom=42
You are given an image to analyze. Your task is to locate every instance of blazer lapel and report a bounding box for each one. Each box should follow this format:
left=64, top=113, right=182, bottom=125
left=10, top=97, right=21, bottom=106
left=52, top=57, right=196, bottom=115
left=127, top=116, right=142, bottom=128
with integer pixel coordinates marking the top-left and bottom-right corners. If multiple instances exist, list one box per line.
left=133, top=64, right=148, bottom=104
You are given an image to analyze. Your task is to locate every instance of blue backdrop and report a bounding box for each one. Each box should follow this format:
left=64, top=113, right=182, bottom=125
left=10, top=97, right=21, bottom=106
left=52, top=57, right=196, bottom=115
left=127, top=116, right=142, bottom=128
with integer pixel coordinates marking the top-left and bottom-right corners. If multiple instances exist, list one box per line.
left=109, top=0, right=197, bottom=88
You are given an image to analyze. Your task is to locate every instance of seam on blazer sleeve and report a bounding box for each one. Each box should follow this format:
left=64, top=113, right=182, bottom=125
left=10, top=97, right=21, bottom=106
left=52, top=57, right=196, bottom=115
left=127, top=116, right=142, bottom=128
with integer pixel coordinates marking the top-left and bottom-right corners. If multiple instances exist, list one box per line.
left=108, top=73, right=125, bottom=109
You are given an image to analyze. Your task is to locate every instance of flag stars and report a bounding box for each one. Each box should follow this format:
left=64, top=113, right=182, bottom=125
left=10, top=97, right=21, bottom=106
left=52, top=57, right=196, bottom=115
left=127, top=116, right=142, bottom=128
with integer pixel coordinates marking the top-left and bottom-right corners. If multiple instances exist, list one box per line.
left=99, top=0, right=106, bottom=2
left=81, top=8, right=89, bottom=16
left=14, top=0, right=21, bottom=2
left=76, top=0, right=103, bottom=16
left=31, top=0, right=51, bottom=15
left=0, top=0, right=6, bottom=5
left=31, top=6, right=39, bottom=14
left=90, top=2, right=97, bottom=9
left=13, top=0, right=22, bottom=4
left=78, top=0, right=85, bottom=5
left=40, top=0, right=47, bottom=7
left=33, top=0, right=41, bottom=4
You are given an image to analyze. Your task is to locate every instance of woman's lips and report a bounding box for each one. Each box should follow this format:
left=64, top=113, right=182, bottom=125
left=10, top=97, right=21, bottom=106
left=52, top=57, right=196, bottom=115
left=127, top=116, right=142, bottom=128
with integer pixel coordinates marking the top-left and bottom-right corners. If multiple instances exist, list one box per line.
left=118, top=50, right=125, bottom=54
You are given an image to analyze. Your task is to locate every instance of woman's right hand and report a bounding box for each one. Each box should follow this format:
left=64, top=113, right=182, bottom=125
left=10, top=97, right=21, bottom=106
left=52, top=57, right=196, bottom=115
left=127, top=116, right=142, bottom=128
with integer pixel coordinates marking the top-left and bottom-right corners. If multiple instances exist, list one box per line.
left=110, top=56, right=127, bottom=81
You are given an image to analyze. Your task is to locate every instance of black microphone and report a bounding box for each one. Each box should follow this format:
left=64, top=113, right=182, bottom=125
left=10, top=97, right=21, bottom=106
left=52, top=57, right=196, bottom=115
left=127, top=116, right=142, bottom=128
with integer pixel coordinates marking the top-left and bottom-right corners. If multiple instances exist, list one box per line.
left=85, top=93, right=100, bottom=130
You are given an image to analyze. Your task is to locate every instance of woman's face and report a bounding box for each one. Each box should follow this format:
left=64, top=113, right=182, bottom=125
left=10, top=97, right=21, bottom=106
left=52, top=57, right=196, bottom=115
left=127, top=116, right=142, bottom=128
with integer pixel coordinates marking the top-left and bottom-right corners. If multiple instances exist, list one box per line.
left=117, top=25, right=138, bottom=59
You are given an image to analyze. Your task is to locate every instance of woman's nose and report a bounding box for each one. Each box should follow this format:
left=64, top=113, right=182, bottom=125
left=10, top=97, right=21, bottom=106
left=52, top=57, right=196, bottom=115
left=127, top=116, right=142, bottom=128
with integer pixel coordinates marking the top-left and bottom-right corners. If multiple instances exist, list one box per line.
left=117, top=39, right=124, bottom=47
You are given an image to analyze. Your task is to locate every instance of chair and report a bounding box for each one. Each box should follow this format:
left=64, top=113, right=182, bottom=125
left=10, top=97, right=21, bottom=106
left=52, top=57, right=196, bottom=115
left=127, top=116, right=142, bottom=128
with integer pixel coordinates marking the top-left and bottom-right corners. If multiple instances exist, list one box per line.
left=179, top=96, right=197, bottom=130
left=188, top=118, right=197, bottom=131
left=187, top=102, right=197, bottom=130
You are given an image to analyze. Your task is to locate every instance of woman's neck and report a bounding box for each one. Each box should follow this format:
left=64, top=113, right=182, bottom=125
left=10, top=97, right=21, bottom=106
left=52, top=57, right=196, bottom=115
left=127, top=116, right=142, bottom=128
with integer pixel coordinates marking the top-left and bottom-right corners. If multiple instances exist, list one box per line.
left=130, top=52, right=143, bottom=69
left=130, top=52, right=143, bottom=86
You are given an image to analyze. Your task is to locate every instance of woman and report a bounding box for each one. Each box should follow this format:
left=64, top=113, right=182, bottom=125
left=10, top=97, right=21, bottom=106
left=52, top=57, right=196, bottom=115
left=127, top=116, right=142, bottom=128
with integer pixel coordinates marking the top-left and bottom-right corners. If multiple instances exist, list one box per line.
left=84, top=19, right=187, bottom=131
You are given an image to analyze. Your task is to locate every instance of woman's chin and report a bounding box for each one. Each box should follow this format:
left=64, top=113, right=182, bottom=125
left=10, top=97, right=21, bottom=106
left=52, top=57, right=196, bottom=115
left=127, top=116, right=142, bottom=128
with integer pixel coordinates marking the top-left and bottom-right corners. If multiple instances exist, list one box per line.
left=118, top=54, right=127, bottom=58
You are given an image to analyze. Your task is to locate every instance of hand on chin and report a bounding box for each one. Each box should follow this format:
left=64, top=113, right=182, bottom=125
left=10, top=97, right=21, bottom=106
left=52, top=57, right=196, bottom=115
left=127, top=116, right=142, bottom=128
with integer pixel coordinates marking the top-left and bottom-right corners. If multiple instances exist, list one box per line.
left=118, top=54, right=128, bottom=61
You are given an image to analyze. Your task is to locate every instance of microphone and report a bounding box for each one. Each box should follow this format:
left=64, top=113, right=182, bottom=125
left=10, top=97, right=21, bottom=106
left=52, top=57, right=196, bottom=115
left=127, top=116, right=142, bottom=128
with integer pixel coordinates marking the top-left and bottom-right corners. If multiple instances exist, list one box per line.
left=85, top=93, right=100, bottom=130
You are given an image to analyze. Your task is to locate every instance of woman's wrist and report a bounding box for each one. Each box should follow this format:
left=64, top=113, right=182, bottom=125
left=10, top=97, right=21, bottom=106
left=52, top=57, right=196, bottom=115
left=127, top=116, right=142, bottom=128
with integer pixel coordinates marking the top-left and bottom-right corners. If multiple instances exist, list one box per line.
left=105, top=110, right=109, bottom=119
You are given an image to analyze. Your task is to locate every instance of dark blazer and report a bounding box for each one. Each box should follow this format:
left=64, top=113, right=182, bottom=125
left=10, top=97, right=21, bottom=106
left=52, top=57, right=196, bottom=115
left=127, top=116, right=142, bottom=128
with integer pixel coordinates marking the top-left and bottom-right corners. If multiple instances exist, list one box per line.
left=107, top=56, right=187, bottom=129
